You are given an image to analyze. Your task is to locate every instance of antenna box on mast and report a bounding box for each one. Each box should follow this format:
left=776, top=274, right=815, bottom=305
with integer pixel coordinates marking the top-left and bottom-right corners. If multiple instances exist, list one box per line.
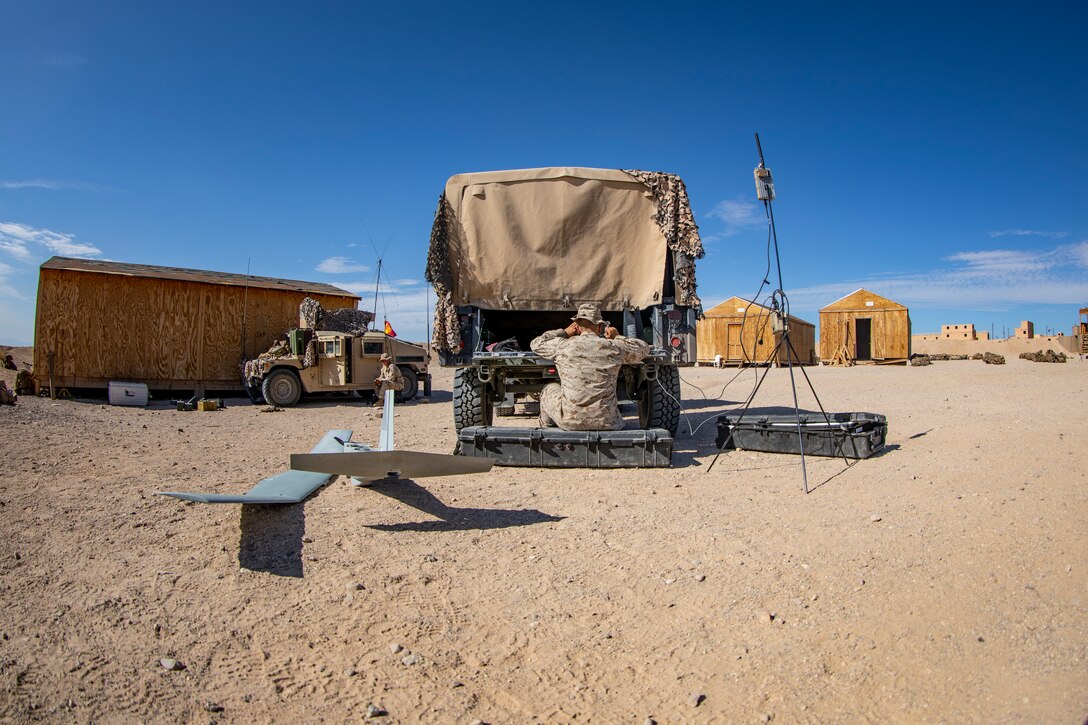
left=754, top=166, right=775, bottom=201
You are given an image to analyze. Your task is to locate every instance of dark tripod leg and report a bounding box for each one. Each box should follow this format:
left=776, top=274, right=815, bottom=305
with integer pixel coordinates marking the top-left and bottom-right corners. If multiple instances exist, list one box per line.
left=783, top=334, right=854, bottom=469
left=707, top=333, right=789, bottom=473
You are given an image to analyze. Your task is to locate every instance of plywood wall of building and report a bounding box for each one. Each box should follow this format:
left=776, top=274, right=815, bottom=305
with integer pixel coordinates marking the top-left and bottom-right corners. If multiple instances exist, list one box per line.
left=697, top=312, right=815, bottom=364
left=34, top=268, right=355, bottom=388
left=819, top=309, right=911, bottom=360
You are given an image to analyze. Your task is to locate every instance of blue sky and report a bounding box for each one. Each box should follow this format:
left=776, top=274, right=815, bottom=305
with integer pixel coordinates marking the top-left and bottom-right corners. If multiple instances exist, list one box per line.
left=2, top=1, right=1086, bottom=345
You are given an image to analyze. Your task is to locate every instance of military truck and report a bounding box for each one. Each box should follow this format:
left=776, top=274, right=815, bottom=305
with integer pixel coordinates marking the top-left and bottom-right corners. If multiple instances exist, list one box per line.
left=244, top=329, right=431, bottom=407
left=425, top=167, right=704, bottom=435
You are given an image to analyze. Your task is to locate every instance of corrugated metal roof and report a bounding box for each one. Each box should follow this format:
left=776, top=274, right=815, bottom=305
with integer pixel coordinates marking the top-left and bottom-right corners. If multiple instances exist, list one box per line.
left=40, top=256, right=360, bottom=299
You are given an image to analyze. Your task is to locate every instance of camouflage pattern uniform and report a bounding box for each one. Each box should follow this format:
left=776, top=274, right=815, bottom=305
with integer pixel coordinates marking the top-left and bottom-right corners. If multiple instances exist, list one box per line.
left=530, top=328, right=650, bottom=431
left=374, top=357, right=404, bottom=404
left=14, top=370, right=33, bottom=396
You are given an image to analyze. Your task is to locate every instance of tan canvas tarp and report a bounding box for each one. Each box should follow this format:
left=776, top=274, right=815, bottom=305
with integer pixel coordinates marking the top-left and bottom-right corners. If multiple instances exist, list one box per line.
left=444, top=168, right=667, bottom=310
left=426, top=167, right=704, bottom=350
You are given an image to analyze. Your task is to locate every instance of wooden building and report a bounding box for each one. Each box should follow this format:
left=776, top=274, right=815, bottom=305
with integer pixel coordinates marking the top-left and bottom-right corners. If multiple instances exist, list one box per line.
left=1080, top=308, right=1088, bottom=355
left=696, top=296, right=816, bottom=366
left=34, top=257, right=360, bottom=393
left=819, top=288, right=911, bottom=364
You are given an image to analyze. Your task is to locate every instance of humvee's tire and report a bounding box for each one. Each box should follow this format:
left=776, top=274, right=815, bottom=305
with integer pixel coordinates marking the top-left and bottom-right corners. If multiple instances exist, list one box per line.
left=638, top=365, right=680, bottom=434
left=453, top=367, right=492, bottom=431
left=262, top=369, right=302, bottom=407
left=396, top=367, right=419, bottom=402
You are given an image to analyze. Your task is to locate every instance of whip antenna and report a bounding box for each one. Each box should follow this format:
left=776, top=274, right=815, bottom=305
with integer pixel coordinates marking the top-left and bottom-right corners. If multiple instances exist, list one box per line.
left=708, top=133, right=852, bottom=493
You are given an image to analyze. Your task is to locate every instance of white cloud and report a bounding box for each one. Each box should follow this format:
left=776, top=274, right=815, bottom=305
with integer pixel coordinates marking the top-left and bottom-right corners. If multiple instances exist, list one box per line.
left=0, top=222, right=102, bottom=260
left=0, top=262, right=21, bottom=298
left=943, top=249, right=1052, bottom=276
left=334, top=278, right=420, bottom=297
left=43, top=53, right=88, bottom=68
left=0, top=179, right=117, bottom=192
left=706, top=199, right=765, bottom=237
left=316, top=256, right=369, bottom=274
left=989, top=229, right=1068, bottom=239
left=1070, top=240, right=1088, bottom=268
left=784, top=239, right=1088, bottom=313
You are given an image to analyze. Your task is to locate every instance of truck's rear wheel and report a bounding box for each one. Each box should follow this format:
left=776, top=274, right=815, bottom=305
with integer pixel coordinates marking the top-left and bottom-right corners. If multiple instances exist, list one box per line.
left=638, top=365, right=680, bottom=434
left=396, top=367, right=419, bottom=402
left=262, top=369, right=302, bottom=407
left=453, top=367, right=492, bottom=430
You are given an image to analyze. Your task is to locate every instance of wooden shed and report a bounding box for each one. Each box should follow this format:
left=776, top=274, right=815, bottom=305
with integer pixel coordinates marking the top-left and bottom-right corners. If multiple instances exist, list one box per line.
left=34, top=257, right=361, bottom=393
left=819, top=288, right=911, bottom=364
left=696, top=296, right=816, bottom=366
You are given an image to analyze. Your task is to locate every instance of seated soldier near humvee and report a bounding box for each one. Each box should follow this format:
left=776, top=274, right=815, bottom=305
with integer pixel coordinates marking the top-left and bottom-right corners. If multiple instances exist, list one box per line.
left=529, top=304, right=650, bottom=431
left=373, top=353, right=404, bottom=406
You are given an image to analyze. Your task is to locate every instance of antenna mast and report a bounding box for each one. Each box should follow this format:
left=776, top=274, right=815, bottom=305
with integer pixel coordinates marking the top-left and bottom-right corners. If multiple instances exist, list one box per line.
left=371, top=257, right=383, bottom=331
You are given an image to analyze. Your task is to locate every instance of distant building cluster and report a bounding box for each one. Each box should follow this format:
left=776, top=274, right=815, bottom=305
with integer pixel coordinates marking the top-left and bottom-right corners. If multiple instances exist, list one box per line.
left=917, top=323, right=990, bottom=342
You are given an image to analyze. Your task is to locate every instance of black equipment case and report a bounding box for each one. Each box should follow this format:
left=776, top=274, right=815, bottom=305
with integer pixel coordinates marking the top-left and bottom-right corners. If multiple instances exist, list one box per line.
left=458, top=426, right=673, bottom=468
left=715, top=412, right=887, bottom=459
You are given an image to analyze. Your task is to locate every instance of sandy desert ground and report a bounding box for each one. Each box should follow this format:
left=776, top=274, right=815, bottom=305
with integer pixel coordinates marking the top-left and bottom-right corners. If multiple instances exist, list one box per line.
left=1, top=347, right=1086, bottom=723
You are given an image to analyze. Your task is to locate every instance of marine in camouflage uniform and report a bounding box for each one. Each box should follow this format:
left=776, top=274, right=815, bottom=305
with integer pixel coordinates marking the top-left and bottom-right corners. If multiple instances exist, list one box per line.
left=0, top=380, right=15, bottom=406
left=373, top=353, right=404, bottom=406
left=530, top=304, right=650, bottom=431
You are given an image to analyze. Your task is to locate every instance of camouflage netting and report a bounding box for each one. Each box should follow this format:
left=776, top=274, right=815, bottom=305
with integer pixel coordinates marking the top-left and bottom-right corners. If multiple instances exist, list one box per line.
left=243, top=338, right=290, bottom=385
left=302, top=338, right=317, bottom=369
left=298, top=296, right=374, bottom=335
left=424, top=194, right=462, bottom=351
left=299, top=297, right=322, bottom=329
left=622, top=169, right=705, bottom=313
left=321, top=308, right=374, bottom=335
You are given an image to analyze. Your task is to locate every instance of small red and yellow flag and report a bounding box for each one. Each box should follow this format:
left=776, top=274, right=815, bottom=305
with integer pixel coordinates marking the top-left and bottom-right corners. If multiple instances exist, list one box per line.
left=383, top=320, right=397, bottom=338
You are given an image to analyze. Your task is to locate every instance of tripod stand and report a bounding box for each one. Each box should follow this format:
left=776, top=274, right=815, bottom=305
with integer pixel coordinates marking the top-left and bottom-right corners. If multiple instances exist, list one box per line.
left=709, top=135, right=852, bottom=493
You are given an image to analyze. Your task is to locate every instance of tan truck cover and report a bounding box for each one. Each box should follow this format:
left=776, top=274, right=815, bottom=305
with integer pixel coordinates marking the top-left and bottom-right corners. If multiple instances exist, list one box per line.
left=426, top=167, right=703, bottom=350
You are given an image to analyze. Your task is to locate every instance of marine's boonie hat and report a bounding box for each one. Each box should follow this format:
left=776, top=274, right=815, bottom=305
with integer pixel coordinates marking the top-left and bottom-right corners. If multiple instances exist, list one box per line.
left=571, top=303, right=605, bottom=325
left=379, top=353, right=393, bottom=362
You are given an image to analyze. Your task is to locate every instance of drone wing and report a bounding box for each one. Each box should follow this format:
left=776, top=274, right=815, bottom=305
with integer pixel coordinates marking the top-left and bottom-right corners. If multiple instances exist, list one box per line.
left=156, top=429, right=353, bottom=504
left=290, top=449, right=494, bottom=481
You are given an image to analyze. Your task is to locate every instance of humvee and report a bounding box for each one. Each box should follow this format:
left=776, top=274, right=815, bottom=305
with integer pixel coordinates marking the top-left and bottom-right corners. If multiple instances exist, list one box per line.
left=425, top=167, right=704, bottom=434
left=245, top=329, right=431, bottom=407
